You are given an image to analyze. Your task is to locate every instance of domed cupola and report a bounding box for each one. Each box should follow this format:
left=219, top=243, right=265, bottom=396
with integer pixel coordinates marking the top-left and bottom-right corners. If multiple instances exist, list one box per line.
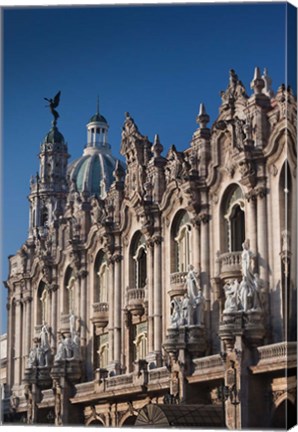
left=43, top=125, right=65, bottom=145
left=68, top=103, right=124, bottom=198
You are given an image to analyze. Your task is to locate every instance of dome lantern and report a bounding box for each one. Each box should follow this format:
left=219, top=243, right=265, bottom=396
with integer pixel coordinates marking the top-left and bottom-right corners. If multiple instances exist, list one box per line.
left=86, top=97, right=110, bottom=150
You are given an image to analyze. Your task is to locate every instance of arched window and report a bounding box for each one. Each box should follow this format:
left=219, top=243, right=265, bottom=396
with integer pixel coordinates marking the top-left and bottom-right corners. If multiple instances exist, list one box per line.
left=221, top=185, right=245, bottom=252
left=130, top=233, right=147, bottom=288
left=133, top=322, right=148, bottom=360
left=98, top=334, right=109, bottom=368
left=171, top=211, right=192, bottom=273
left=64, top=267, right=75, bottom=314
left=40, top=207, right=48, bottom=226
left=94, top=252, right=109, bottom=303
left=37, top=281, right=48, bottom=325
left=279, top=161, right=293, bottom=339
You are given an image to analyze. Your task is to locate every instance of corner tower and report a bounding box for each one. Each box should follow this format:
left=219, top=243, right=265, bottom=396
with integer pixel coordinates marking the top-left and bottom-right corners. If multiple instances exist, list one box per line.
left=28, top=94, right=69, bottom=238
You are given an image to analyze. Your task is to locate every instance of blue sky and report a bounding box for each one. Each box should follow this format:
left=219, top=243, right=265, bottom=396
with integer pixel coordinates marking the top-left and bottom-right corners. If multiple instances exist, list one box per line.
left=1, top=3, right=296, bottom=331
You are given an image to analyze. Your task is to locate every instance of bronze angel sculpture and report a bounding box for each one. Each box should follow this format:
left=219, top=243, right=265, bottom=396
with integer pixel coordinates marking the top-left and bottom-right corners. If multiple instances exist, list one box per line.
left=44, top=91, right=61, bottom=125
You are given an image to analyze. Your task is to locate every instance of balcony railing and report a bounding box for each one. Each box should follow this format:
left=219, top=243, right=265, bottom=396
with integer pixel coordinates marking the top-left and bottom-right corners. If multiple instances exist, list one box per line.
left=257, top=341, right=296, bottom=361
left=91, top=302, right=109, bottom=328
left=169, top=271, right=187, bottom=297
left=126, top=287, right=146, bottom=316
left=218, top=251, right=242, bottom=279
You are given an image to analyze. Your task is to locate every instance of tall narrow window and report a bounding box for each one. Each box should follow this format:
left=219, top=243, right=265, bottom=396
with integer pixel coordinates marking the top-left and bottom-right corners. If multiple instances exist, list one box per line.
left=98, top=334, right=109, bottom=369
left=133, top=322, right=148, bottom=361
left=221, top=185, right=245, bottom=252
left=94, top=252, right=109, bottom=303
left=64, top=267, right=75, bottom=314
left=37, top=282, right=48, bottom=325
left=130, top=233, right=147, bottom=289
left=171, top=211, right=191, bottom=273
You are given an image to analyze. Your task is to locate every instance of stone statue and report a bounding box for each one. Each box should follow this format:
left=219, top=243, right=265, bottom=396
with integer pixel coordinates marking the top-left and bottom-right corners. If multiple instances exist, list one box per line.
left=241, top=240, right=254, bottom=283
left=40, top=323, right=50, bottom=349
left=223, top=280, right=239, bottom=313
left=223, top=241, right=262, bottom=313
left=54, top=334, right=66, bottom=362
left=185, top=265, right=200, bottom=303
left=72, top=332, right=81, bottom=360
left=39, top=323, right=51, bottom=366
left=63, top=333, right=73, bottom=359
left=182, top=294, right=193, bottom=326
left=69, top=312, right=76, bottom=339
left=194, top=289, right=205, bottom=325
left=28, top=341, right=38, bottom=368
left=44, top=91, right=61, bottom=125
left=170, top=297, right=182, bottom=328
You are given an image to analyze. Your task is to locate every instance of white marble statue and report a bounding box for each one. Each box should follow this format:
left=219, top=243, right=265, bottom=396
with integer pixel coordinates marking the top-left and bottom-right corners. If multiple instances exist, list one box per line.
left=194, top=289, right=205, bottom=325
left=170, top=297, right=182, bottom=328
left=223, top=280, right=239, bottom=312
left=185, top=264, right=200, bottom=302
left=54, top=334, right=66, bottom=362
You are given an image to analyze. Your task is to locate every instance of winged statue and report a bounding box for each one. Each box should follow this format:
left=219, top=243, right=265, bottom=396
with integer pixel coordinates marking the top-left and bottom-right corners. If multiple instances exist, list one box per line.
left=44, top=91, right=61, bottom=125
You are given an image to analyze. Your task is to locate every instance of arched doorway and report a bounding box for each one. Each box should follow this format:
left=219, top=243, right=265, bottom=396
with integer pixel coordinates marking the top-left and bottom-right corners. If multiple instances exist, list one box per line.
left=122, top=415, right=137, bottom=426
left=271, top=399, right=296, bottom=429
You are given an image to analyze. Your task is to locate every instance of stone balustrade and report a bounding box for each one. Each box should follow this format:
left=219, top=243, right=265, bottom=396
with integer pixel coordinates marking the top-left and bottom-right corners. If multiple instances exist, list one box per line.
left=257, top=341, right=296, bottom=361
left=251, top=341, right=297, bottom=374
left=189, top=354, right=225, bottom=383
left=91, top=302, right=109, bottom=328
left=148, top=366, right=169, bottom=383
left=105, top=373, right=134, bottom=389
left=218, top=251, right=242, bottom=279
left=168, top=271, right=187, bottom=297
left=126, top=287, right=146, bottom=316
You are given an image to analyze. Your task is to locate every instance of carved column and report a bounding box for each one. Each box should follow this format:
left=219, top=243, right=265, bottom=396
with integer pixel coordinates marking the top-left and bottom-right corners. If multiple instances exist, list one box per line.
left=191, top=215, right=201, bottom=271
left=256, top=186, right=268, bottom=286
left=113, top=253, right=122, bottom=367
left=245, top=190, right=257, bottom=258
left=153, top=235, right=162, bottom=363
left=199, top=213, right=210, bottom=304
left=108, top=255, right=115, bottom=364
left=79, top=269, right=88, bottom=348
left=146, top=239, right=154, bottom=355
left=50, top=285, right=58, bottom=350
left=24, top=296, right=33, bottom=365
left=14, top=297, right=22, bottom=386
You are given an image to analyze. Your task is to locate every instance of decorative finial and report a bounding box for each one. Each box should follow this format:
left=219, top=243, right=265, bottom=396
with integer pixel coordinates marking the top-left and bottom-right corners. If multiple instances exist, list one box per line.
left=96, top=95, right=100, bottom=115
left=44, top=91, right=61, bottom=127
left=250, top=67, right=265, bottom=95
left=113, top=160, right=125, bottom=182
left=262, top=68, right=274, bottom=98
left=152, top=134, right=163, bottom=157
left=196, top=103, right=210, bottom=129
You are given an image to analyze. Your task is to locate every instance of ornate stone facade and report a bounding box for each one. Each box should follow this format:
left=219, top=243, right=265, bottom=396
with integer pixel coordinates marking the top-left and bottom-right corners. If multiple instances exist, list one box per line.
left=3, top=68, right=297, bottom=428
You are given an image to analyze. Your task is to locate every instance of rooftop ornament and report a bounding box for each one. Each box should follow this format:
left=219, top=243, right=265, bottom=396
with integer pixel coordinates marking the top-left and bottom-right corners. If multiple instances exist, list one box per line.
left=44, top=91, right=61, bottom=127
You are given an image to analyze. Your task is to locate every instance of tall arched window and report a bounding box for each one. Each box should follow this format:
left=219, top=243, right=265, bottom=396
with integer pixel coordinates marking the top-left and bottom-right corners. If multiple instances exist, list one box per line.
left=221, top=185, right=245, bottom=252
left=94, top=252, right=109, bottom=304
left=130, top=233, right=147, bottom=288
left=279, top=161, right=293, bottom=339
left=37, top=281, right=48, bottom=325
left=98, top=334, right=109, bottom=369
left=64, top=267, right=75, bottom=314
left=171, top=211, right=192, bottom=273
left=133, top=322, right=148, bottom=361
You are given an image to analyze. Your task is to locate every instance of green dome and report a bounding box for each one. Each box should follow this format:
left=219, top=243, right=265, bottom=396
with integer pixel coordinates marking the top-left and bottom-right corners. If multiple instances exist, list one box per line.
left=89, top=113, right=107, bottom=124
left=68, top=147, right=124, bottom=198
left=43, top=126, right=65, bottom=144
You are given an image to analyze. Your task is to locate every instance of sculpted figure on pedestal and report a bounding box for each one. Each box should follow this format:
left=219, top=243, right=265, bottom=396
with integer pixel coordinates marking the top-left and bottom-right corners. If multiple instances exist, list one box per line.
left=223, top=240, right=262, bottom=313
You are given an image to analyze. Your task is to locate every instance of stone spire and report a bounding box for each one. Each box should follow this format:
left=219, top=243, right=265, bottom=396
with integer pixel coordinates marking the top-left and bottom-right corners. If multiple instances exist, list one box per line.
left=250, top=67, right=265, bottom=95
left=196, top=103, right=210, bottom=129
left=262, top=68, right=274, bottom=98
left=152, top=134, right=163, bottom=158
